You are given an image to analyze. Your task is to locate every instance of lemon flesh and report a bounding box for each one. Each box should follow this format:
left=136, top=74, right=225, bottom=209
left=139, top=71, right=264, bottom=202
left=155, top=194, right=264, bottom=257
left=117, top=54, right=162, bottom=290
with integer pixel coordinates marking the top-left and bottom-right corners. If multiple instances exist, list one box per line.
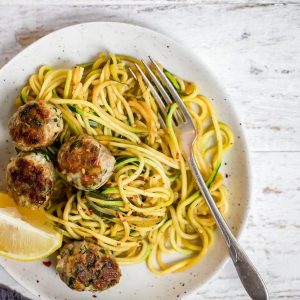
left=0, top=192, right=62, bottom=261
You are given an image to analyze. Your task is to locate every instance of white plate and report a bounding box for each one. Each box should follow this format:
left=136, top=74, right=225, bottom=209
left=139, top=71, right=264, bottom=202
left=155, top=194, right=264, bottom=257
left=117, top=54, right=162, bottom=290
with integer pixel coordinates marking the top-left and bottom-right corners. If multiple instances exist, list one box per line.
left=0, top=22, right=251, bottom=300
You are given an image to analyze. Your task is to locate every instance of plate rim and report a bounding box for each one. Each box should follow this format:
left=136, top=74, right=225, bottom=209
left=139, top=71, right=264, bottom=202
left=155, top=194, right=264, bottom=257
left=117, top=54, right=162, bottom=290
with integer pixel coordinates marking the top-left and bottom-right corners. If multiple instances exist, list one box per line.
left=0, top=21, right=252, bottom=299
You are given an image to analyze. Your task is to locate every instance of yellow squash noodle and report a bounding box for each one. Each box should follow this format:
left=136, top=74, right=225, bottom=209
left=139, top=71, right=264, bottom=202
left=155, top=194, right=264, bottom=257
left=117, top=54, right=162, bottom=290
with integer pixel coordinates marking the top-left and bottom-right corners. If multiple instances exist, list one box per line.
left=16, top=52, right=234, bottom=275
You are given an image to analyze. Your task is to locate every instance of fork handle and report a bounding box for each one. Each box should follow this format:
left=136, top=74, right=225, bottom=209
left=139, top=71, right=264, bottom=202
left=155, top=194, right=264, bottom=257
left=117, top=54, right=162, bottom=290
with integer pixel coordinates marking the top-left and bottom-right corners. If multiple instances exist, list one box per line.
left=188, top=152, right=269, bottom=300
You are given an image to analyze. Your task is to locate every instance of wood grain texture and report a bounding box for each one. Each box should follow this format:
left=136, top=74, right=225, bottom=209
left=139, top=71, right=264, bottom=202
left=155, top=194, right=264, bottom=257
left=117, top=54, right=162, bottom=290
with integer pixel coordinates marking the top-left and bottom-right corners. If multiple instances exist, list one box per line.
left=0, top=2, right=299, bottom=300
left=0, top=0, right=298, bottom=5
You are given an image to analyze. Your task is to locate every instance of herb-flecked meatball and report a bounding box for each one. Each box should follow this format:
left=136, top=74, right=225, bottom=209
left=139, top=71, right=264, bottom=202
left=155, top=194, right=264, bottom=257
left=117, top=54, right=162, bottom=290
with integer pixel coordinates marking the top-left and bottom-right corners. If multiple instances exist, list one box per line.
left=57, top=134, right=115, bottom=191
left=6, top=152, right=55, bottom=209
left=8, top=100, right=63, bottom=151
left=56, top=241, right=121, bottom=292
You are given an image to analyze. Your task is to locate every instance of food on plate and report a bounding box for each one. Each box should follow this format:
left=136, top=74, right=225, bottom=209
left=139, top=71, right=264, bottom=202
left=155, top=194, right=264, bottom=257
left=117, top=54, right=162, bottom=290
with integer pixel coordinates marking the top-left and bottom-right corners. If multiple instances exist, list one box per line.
left=6, top=152, right=55, bottom=209
left=2, top=51, right=234, bottom=291
left=9, top=100, right=63, bottom=151
left=56, top=241, right=121, bottom=291
left=57, top=134, right=115, bottom=191
left=0, top=192, right=62, bottom=261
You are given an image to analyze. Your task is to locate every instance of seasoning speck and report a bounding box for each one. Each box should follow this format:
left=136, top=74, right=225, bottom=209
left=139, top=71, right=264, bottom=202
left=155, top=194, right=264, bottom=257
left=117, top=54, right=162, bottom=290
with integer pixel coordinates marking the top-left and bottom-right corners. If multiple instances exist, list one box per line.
left=42, top=260, right=52, bottom=267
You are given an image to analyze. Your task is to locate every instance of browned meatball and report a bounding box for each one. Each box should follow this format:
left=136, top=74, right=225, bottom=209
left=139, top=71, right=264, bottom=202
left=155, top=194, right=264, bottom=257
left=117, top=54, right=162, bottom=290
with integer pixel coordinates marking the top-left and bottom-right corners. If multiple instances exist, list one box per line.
left=8, top=100, right=63, bottom=151
left=57, top=134, right=115, bottom=191
left=6, top=152, right=55, bottom=209
left=56, top=241, right=121, bottom=291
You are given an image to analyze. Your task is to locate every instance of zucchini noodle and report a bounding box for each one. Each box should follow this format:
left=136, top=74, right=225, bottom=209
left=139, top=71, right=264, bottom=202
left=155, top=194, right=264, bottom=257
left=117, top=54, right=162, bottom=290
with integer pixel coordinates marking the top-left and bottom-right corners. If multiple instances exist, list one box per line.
left=16, top=52, right=234, bottom=275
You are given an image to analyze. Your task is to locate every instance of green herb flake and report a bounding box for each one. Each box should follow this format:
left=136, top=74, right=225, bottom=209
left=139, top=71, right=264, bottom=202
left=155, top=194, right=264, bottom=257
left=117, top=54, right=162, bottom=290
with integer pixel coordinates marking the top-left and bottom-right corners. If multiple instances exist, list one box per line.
left=68, top=105, right=77, bottom=113
left=32, top=118, right=42, bottom=126
left=79, top=244, right=88, bottom=254
left=67, top=277, right=75, bottom=288
left=69, top=140, right=83, bottom=152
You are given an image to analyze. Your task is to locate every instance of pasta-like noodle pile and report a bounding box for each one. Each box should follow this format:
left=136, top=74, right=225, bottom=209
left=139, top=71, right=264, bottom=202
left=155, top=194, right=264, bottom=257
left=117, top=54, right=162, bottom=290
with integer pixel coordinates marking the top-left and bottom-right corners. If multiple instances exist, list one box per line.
left=17, top=52, right=234, bottom=274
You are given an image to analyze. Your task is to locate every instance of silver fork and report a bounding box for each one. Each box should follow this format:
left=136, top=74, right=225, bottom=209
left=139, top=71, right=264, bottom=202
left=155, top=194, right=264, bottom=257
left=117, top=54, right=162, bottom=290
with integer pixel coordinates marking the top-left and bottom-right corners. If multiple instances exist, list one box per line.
left=133, top=58, right=269, bottom=300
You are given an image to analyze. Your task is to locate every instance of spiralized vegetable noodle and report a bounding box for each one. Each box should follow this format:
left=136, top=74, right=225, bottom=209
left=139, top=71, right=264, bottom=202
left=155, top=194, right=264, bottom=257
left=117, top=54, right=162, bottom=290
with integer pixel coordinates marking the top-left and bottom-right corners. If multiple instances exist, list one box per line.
left=17, top=52, right=234, bottom=274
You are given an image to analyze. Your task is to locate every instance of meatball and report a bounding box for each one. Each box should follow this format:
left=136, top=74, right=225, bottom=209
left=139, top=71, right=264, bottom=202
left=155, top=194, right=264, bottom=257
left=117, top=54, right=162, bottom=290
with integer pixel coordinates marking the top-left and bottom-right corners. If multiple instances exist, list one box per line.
left=9, top=100, right=63, bottom=151
left=6, top=152, right=55, bottom=209
left=57, top=134, right=115, bottom=191
left=56, top=241, right=121, bottom=291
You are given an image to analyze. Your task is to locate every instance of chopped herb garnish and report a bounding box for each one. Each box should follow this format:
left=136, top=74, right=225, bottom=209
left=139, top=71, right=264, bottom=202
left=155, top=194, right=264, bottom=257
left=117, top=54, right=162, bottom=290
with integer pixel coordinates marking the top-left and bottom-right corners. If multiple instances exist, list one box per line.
left=68, top=105, right=77, bottom=113
left=94, top=270, right=100, bottom=278
left=35, top=150, right=51, bottom=162
left=70, top=140, right=83, bottom=152
left=79, top=244, right=88, bottom=254
left=67, top=277, right=75, bottom=288
left=33, top=118, right=42, bottom=126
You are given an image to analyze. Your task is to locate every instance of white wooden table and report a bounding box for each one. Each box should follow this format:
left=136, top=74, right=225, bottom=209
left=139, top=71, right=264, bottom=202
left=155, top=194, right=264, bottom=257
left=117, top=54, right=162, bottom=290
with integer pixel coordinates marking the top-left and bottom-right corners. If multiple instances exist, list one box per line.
left=0, top=1, right=299, bottom=299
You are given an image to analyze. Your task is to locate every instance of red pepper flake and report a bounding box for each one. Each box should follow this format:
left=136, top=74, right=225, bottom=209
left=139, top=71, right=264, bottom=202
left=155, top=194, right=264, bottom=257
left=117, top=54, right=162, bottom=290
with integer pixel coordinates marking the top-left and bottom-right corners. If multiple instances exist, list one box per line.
left=91, top=236, right=97, bottom=242
left=175, top=153, right=179, bottom=160
left=116, top=212, right=120, bottom=218
left=140, top=176, right=145, bottom=181
left=42, top=261, right=52, bottom=267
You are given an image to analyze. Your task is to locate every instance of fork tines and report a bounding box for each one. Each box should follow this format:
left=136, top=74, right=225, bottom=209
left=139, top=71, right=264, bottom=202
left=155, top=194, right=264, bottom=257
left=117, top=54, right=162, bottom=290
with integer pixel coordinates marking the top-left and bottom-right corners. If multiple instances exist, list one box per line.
left=132, top=57, right=193, bottom=127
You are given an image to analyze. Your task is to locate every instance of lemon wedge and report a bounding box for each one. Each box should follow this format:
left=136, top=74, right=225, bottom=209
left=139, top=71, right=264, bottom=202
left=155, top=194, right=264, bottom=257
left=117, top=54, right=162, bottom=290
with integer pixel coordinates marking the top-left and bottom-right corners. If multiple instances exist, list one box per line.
left=0, top=191, right=62, bottom=261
